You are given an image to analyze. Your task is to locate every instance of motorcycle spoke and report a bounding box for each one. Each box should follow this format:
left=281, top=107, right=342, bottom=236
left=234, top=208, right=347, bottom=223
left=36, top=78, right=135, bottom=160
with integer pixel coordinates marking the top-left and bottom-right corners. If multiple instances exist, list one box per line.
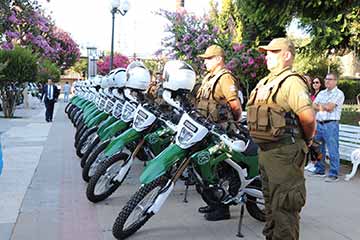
left=124, top=186, right=161, bottom=230
left=93, top=160, right=124, bottom=195
left=89, top=152, right=107, bottom=177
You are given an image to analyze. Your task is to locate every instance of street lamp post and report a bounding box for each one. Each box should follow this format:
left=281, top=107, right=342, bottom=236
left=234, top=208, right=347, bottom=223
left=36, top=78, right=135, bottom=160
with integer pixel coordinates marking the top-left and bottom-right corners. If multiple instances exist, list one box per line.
left=110, top=0, right=129, bottom=71
left=87, top=46, right=98, bottom=78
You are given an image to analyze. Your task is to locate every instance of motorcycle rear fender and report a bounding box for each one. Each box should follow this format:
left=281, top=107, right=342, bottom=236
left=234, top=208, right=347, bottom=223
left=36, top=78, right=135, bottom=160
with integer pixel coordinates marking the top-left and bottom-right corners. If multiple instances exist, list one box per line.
left=140, top=144, right=186, bottom=185
left=99, top=120, right=129, bottom=142
left=87, top=112, right=109, bottom=128
left=97, top=116, right=117, bottom=135
left=104, top=128, right=142, bottom=157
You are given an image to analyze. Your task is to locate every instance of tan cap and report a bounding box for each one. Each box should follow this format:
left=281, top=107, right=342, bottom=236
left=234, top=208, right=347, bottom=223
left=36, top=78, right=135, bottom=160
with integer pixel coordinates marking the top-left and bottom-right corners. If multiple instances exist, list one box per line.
left=258, top=38, right=296, bottom=55
left=198, top=45, right=225, bottom=58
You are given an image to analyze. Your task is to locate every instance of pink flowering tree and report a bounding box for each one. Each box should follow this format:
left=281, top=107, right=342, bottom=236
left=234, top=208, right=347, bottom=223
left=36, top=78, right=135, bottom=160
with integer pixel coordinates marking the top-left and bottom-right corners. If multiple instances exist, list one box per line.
left=1, top=1, right=80, bottom=72
left=225, top=43, right=268, bottom=97
left=156, top=9, right=268, bottom=98
left=97, top=54, right=130, bottom=75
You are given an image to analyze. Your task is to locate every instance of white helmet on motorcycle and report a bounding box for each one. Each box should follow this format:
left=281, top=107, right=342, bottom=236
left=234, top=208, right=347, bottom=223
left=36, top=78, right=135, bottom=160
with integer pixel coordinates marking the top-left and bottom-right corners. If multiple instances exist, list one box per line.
left=162, top=60, right=196, bottom=92
left=92, top=75, right=102, bottom=87
left=113, top=68, right=126, bottom=88
left=100, top=75, right=110, bottom=89
left=125, top=61, right=151, bottom=90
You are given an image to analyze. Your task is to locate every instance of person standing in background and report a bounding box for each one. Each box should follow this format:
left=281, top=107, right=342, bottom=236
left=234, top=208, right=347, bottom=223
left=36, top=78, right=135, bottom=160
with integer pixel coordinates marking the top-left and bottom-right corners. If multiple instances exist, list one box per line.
left=63, top=81, right=71, bottom=103
left=41, top=79, right=59, bottom=122
left=312, top=73, right=344, bottom=182
left=310, top=77, right=325, bottom=101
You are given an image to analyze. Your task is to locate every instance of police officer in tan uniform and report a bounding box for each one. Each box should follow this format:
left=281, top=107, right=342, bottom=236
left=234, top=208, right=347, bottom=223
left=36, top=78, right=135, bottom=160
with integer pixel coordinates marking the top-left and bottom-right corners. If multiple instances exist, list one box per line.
left=196, top=44, right=243, bottom=221
left=247, top=38, right=316, bottom=240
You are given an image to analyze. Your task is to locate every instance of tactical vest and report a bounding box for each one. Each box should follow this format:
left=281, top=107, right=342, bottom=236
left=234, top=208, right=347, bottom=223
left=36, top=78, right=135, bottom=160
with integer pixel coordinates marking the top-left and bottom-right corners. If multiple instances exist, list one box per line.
left=196, top=69, right=236, bottom=123
left=247, top=72, right=307, bottom=143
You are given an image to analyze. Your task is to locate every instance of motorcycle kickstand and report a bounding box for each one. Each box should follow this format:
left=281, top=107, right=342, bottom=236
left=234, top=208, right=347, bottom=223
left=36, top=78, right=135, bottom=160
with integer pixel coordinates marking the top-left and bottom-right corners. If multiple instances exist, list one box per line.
left=183, top=183, right=189, bottom=203
left=236, top=201, right=245, bottom=238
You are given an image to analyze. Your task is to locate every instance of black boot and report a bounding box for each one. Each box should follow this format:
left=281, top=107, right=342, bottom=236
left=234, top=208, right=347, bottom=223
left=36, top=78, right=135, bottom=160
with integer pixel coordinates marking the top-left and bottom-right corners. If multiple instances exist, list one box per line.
left=198, top=205, right=215, bottom=214
left=204, top=205, right=230, bottom=221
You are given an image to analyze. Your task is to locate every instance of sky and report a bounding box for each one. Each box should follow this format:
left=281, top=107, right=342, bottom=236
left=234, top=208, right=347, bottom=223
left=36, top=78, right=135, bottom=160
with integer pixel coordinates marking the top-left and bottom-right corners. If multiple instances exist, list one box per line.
left=39, top=0, right=220, bottom=58
left=39, top=0, right=305, bottom=59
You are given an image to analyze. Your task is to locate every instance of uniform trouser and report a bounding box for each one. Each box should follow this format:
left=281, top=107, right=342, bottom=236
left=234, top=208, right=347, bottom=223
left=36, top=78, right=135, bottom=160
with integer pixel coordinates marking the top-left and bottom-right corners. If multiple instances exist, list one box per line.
left=44, top=100, right=55, bottom=121
left=258, top=140, right=307, bottom=240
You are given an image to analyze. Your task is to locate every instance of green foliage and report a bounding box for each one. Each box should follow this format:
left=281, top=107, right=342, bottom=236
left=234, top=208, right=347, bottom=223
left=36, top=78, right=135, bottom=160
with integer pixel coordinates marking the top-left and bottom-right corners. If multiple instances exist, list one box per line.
left=233, top=0, right=359, bottom=55
left=297, top=1, right=359, bottom=56
left=209, top=0, right=243, bottom=43
left=143, top=59, right=163, bottom=75
left=338, top=80, right=360, bottom=102
left=70, top=58, right=87, bottom=78
left=37, top=58, right=61, bottom=83
left=0, top=46, right=38, bottom=86
left=340, top=105, right=360, bottom=126
left=294, top=51, right=342, bottom=79
left=0, top=45, right=38, bottom=117
left=234, top=0, right=289, bottom=44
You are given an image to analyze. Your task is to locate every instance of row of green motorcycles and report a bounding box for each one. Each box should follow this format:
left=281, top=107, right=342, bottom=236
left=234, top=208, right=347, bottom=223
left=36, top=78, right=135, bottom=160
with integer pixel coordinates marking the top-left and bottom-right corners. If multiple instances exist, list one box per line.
left=65, top=60, right=265, bottom=239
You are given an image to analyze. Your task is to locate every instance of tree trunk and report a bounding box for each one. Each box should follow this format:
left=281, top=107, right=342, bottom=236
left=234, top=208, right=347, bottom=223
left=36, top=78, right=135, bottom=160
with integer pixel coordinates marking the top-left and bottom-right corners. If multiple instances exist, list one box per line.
left=0, top=88, right=17, bottom=118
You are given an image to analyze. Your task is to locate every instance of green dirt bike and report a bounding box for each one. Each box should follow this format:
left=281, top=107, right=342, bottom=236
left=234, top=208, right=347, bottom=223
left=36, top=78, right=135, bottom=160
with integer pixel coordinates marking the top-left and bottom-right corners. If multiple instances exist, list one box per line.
left=112, top=109, right=265, bottom=240
left=79, top=97, right=128, bottom=168
left=85, top=97, right=181, bottom=202
left=81, top=97, right=137, bottom=181
left=76, top=93, right=124, bottom=159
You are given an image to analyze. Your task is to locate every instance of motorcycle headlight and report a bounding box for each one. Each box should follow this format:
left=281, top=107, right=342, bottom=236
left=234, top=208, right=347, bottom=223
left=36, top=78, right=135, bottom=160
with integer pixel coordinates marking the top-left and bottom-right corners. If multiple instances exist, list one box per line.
left=177, top=127, right=194, bottom=145
left=105, top=99, right=114, bottom=113
left=112, top=102, right=123, bottom=118
left=134, top=115, right=146, bottom=128
left=133, top=109, right=149, bottom=129
left=121, top=104, right=135, bottom=122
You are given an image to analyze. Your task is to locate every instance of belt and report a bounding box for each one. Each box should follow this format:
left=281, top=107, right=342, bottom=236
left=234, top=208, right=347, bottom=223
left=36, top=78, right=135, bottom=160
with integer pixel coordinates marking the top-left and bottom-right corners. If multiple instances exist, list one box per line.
left=258, top=136, right=296, bottom=152
left=317, top=120, right=339, bottom=124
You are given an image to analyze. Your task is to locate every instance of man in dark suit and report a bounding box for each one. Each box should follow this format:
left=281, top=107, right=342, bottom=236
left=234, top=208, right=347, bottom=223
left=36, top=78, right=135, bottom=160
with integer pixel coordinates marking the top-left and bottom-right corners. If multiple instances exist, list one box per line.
left=41, top=79, right=59, bottom=122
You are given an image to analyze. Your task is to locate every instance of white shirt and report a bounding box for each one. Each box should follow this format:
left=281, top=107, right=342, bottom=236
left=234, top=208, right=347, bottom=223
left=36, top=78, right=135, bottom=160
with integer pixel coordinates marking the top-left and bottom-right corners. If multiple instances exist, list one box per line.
left=314, top=86, right=344, bottom=121
left=63, top=84, right=71, bottom=93
left=47, top=85, right=53, bottom=100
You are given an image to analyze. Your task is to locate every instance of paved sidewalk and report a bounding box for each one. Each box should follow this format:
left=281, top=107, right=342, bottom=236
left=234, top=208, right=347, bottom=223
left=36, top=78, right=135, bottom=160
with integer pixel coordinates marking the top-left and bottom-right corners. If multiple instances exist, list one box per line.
left=1, top=102, right=360, bottom=240
left=0, top=103, right=58, bottom=240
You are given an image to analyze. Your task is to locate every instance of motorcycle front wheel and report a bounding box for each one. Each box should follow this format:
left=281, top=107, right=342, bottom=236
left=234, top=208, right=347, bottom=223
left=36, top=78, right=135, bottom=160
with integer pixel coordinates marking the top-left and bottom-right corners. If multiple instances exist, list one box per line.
left=86, top=152, right=130, bottom=203
left=112, top=177, right=168, bottom=240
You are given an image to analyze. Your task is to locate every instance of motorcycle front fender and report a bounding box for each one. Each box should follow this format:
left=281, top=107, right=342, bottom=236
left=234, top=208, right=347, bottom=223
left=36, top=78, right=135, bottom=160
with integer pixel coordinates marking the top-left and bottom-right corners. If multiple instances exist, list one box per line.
left=87, top=112, right=109, bottom=128
left=104, top=128, right=142, bottom=157
left=140, top=144, right=186, bottom=185
left=83, top=106, right=100, bottom=122
left=99, top=120, right=129, bottom=142
left=70, top=96, right=80, bottom=104
left=97, top=116, right=117, bottom=135
left=74, top=98, right=86, bottom=108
